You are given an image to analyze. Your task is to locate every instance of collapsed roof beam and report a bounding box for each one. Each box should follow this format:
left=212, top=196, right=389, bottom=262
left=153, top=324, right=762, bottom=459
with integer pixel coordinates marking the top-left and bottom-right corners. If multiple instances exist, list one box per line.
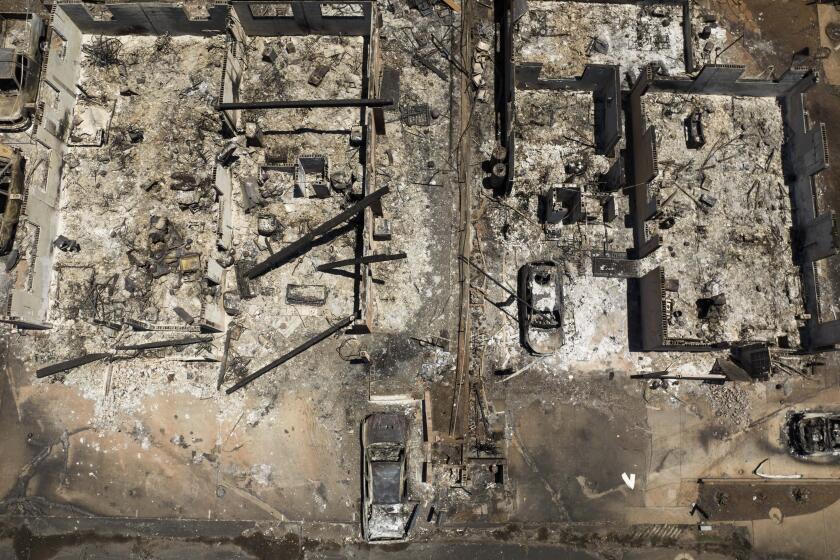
left=226, top=314, right=356, bottom=394
left=245, top=186, right=391, bottom=279
left=216, top=99, right=393, bottom=111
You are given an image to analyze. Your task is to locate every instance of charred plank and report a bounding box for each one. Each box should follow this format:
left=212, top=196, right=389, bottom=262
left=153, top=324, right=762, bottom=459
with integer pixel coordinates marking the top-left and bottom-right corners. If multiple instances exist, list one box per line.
left=36, top=353, right=111, bottom=378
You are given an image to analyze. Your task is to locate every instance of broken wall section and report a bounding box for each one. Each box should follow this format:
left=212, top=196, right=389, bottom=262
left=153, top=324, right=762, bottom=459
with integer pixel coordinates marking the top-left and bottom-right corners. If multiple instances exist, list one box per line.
left=494, top=0, right=515, bottom=196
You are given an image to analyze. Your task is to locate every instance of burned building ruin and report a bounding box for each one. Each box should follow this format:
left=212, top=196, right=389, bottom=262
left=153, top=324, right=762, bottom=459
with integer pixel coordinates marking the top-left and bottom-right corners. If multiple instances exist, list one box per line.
left=2, top=0, right=840, bottom=557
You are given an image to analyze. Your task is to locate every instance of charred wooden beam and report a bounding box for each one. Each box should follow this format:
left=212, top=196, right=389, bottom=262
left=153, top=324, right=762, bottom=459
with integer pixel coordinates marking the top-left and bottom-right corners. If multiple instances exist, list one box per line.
left=245, top=186, right=391, bottom=279
left=630, top=371, right=727, bottom=383
left=217, top=99, right=393, bottom=111
left=318, top=267, right=386, bottom=285
left=217, top=327, right=235, bottom=390
left=114, top=336, right=212, bottom=351
left=225, top=314, right=355, bottom=394
left=316, top=252, right=407, bottom=271
left=36, top=353, right=111, bottom=378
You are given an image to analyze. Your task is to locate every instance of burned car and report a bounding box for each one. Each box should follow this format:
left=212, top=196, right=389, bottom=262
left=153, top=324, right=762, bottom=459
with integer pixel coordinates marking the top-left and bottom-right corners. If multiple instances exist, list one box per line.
left=517, top=260, right=564, bottom=355
left=786, top=411, right=840, bottom=458
left=362, top=413, right=414, bottom=542
left=0, top=144, right=24, bottom=256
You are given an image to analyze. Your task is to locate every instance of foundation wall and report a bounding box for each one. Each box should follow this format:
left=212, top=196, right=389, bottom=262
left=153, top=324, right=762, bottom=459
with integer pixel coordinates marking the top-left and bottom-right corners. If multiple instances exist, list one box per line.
left=223, top=1, right=377, bottom=331
left=625, top=64, right=820, bottom=262
left=496, top=0, right=695, bottom=197
left=504, top=44, right=623, bottom=196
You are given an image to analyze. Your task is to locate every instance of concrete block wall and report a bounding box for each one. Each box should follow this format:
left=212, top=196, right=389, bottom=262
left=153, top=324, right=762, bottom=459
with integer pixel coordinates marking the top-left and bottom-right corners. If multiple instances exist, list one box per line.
left=638, top=267, right=665, bottom=351
left=626, top=66, right=662, bottom=260
left=651, top=64, right=814, bottom=97
left=220, top=20, right=244, bottom=132
left=231, top=1, right=373, bottom=37
left=778, top=70, right=838, bottom=350
left=496, top=0, right=515, bottom=197
left=57, top=3, right=228, bottom=36
left=2, top=6, right=83, bottom=329
left=517, top=63, right=623, bottom=156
